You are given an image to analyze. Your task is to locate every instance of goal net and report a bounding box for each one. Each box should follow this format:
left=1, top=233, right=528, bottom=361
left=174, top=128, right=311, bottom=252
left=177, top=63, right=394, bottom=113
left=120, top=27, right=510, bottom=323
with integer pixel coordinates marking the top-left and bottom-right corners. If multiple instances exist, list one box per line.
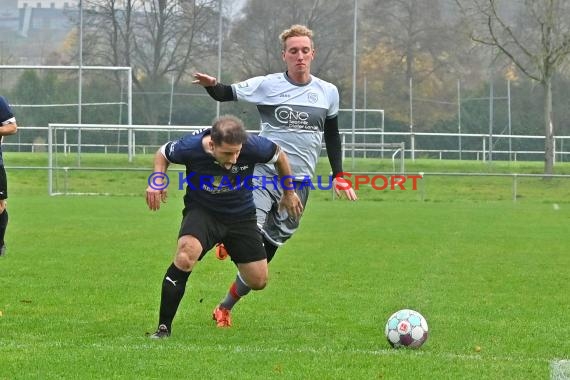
left=0, top=65, right=132, bottom=126
left=337, top=108, right=405, bottom=173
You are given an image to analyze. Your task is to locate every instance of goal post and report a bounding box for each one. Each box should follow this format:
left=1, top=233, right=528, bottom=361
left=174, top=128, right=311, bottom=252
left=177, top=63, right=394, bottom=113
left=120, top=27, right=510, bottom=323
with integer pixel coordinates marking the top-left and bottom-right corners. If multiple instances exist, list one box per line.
left=339, top=138, right=405, bottom=173
left=337, top=109, right=405, bottom=173
left=338, top=108, right=385, bottom=158
left=1, top=65, right=133, bottom=144
left=47, top=123, right=207, bottom=196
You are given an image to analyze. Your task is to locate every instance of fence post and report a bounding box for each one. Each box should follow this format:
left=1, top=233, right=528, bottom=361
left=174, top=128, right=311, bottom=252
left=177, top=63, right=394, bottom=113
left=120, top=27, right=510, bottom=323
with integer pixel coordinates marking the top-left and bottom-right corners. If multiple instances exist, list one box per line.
left=512, top=174, right=517, bottom=202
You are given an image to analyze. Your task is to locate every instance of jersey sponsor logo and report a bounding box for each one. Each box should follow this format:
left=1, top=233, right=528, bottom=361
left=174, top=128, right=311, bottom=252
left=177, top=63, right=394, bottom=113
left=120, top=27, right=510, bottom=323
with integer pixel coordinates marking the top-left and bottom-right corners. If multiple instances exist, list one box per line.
left=275, top=105, right=309, bottom=123
left=237, top=81, right=249, bottom=89
left=274, top=105, right=319, bottom=131
left=199, top=175, right=252, bottom=194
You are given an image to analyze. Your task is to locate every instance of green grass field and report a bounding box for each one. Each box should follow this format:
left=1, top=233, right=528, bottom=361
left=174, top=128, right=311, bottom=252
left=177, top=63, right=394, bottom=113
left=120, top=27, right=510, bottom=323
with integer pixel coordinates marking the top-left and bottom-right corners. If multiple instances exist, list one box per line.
left=1, top=153, right=570, bottom=379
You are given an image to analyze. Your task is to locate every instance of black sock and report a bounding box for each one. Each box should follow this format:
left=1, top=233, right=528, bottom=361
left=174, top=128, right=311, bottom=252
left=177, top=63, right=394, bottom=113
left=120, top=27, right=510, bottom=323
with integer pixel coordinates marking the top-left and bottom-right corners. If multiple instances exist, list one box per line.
left=264, top=236, right=278, bottom=263
left=158, top=263, right=191, bottom=331
left=0, top=209, right=8, bottom=246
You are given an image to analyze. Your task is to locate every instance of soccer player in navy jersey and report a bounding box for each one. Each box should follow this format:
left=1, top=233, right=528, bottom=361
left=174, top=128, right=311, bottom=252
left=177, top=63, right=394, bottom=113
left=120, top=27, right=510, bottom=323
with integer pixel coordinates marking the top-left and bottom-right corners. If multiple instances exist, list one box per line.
left=146, top=114, right=302, bottom=338
left=193, top=24, right=357, bottom=327
left=0, top=96, right=18, bottom=257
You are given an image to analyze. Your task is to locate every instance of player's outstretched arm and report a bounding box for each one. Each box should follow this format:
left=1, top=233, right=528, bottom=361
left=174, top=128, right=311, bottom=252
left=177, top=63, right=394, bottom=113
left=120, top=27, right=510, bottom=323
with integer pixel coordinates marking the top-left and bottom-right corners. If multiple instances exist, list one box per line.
left=192, top=73, right=235, bottom=102
left=146, top=148, right=169, bottom=211
left=192, top=72, right=217, bottom=87
left=333, top=176, right=357, bottom=200
left=324, top=117, right=357, bottom=201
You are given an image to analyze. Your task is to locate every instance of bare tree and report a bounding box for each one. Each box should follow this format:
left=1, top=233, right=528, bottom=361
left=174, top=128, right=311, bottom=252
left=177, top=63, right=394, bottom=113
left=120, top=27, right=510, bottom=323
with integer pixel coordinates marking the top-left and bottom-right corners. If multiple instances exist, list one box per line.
left=227, top=0, right=354, bottom=82
left=357, top=0, right=467, bottom=127
left=457, top=0, right=570, bottom=174
left=362, top=0, right=454, bottom=85
left=82, top=0, right=219, bottom=124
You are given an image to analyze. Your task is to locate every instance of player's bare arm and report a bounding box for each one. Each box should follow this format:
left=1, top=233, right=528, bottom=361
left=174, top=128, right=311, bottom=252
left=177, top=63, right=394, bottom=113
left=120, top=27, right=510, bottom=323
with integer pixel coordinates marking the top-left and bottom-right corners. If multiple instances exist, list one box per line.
left=146, top=147, right=170, bottom=211
left=0, top=121, right=17, bottom=136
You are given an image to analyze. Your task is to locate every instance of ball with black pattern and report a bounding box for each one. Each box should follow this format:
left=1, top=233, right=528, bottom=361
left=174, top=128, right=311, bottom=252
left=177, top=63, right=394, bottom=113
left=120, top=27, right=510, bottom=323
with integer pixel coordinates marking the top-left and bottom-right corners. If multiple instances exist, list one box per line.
left=385, top=309, right=429, bottom=348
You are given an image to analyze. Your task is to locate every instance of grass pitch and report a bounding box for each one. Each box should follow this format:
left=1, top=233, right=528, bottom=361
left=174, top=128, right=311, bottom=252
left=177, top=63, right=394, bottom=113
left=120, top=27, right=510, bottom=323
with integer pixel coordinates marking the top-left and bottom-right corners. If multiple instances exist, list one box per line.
left=1, top=154, right=570, bottom=379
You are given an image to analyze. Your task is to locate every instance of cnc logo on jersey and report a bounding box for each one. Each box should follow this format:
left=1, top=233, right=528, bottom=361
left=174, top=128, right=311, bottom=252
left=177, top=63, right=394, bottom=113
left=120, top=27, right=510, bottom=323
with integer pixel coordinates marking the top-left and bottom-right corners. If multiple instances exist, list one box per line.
left=275, top=105, right=310, bottom=125
left=307, top=92, right=318, bottom=104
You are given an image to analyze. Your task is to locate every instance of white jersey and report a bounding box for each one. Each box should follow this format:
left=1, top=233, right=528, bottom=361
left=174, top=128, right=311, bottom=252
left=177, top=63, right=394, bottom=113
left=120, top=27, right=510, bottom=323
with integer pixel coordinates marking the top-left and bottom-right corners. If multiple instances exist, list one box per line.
left=232, top=72, right=339, bottom=180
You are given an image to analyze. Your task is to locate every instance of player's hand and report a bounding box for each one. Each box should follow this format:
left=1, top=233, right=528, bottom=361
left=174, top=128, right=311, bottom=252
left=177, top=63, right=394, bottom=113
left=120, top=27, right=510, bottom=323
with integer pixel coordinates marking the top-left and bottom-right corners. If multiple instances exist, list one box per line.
left=192, top=72, right=217, bottom=87
left=279, top=191, right=304, bottom=220
left=146, top=187, right=167, bottom=211
left=333, top=177, right=358, bottom=201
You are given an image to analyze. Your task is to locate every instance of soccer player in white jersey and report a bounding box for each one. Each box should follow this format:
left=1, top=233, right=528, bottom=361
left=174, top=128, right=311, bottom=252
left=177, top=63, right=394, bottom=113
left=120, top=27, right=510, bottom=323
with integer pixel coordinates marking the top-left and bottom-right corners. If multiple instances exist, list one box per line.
left=193, top=24, right=357, bottom=327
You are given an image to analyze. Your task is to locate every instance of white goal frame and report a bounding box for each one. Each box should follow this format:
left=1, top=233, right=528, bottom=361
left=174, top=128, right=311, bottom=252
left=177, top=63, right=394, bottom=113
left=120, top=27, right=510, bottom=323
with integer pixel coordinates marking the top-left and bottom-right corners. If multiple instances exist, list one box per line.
left=1, top=64, right=133, bottom=132
left=47, top=123, right=206, bottom=195
left=339, top=108, right=385, bottom=159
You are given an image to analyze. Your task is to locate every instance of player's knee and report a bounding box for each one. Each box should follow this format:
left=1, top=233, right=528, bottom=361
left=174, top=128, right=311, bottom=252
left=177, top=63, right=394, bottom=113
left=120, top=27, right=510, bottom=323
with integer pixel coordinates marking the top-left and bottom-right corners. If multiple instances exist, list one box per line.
left=175, top=236, right=202, bottom=271
left=244, top=270, right=268, bottom=290
left=0, top=201, right=6, bottom=214
left=248, top=276, right=267, bottom=290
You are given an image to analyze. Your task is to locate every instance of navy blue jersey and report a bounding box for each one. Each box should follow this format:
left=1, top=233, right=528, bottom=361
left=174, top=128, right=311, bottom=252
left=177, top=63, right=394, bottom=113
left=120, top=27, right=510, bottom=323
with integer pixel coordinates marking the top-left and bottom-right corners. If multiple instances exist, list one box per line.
left=0, top=96, right=16, bottom=166
left=164, top=129, right=279, bottom=217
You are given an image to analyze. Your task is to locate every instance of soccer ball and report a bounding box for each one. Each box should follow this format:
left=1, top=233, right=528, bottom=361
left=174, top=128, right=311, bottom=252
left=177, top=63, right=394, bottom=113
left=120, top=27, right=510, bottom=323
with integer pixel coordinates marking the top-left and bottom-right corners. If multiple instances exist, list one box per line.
left=385, top=309, right=429, bottom=348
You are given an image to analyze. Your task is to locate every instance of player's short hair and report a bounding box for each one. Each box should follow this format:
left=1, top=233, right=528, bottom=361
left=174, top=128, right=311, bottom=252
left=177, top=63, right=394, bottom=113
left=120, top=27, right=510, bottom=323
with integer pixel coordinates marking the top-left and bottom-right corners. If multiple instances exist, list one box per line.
left=211, top=115, right=248, bottom=146
left=279, top=24, right=314, bottom=50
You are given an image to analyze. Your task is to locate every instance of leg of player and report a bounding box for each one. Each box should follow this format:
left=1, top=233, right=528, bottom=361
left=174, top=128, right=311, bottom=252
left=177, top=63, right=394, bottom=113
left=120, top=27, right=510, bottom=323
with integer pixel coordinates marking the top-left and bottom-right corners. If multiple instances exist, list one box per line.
left=214, top=184, right=306, bottom=325
left=215, top=237, right=277, bottom=315
left=213, top=258, right=268, bottom=328
left=0, top=200, right=7, bottom=257
left=150, top=234, right=202, bottom=339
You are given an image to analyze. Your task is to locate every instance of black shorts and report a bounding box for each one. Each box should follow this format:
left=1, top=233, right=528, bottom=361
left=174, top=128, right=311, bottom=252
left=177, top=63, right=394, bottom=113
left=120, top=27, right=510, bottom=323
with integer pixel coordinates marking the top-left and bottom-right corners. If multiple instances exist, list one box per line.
left=0, top=166, right=7, bottom=200
left=179, top=204, right=265, bottom=264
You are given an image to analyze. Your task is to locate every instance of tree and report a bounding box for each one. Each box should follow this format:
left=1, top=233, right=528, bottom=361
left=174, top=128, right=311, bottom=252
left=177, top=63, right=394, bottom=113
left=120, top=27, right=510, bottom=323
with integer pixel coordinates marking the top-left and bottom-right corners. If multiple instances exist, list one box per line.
left=354, top=0, right=473, bottom=133
left=457, top=0, right=570, bottom=174
left=78, top=0, right=220, bottom=124
left=227, top=0, right=355, bottom=82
